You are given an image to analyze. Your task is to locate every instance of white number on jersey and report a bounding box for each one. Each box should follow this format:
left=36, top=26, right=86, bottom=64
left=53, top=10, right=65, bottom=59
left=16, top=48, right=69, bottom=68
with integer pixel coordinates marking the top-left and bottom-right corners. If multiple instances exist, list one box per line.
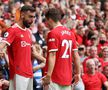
left=61, top=39, right=72, bottom=58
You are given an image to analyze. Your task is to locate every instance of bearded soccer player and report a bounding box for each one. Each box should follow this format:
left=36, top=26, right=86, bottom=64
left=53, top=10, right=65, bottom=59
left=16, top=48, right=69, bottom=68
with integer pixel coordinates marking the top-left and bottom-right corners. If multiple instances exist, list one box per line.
left=0, top=5, right=36, bottom=90
left=42, top=8, right=81, bottom=90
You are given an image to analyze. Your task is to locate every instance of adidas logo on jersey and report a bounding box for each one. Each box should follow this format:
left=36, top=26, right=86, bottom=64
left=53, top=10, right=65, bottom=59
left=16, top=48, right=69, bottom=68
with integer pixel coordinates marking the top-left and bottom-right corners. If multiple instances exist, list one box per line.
left=48, top=38, right=55, bottom=42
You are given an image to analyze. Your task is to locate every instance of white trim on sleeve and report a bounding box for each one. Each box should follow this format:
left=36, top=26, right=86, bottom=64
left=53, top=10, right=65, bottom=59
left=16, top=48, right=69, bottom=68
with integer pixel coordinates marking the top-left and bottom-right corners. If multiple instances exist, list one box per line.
left=72, top=49, right=78, bottom=51
left=1, top=40, right=10, bottom=46
left=49, top=49, right=58, bottom=52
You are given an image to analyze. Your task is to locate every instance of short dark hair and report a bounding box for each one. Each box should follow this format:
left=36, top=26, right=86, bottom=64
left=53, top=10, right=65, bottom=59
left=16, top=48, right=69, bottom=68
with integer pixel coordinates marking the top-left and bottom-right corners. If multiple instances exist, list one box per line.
left=45, top=8, right=61, bottom=22
left=21, top=5, right=35, bottom=12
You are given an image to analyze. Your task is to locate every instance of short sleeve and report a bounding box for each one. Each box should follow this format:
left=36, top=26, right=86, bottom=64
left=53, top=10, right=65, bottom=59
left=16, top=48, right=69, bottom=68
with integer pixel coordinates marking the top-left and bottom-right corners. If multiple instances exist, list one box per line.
left=98, top=72, right=107, bottom=84
left=47, top=31, right=58, bottom=52
left=2, top=28, right=16, bottom=46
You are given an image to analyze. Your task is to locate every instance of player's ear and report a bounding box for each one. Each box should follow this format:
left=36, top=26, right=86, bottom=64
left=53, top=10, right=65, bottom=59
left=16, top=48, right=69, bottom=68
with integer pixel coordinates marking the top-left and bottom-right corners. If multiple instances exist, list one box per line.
left=49, top=18, right=54, bottom=23
left=20, top=12, right=24, bottom=19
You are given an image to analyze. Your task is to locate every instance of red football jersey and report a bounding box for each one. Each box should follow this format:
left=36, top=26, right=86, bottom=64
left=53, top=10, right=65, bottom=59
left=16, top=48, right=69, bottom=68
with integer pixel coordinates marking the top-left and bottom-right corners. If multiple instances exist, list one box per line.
left=3, top=24, right=33, bottom=79
left=47, top=26, right=77, bottom=85
left=82, top=72, right=107, bottom=90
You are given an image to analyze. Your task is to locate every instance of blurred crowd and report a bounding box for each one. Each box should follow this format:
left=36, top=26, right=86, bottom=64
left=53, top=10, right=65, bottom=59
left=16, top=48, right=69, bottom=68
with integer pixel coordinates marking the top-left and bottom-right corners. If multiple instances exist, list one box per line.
left=0, top=0, right=108, bottom=90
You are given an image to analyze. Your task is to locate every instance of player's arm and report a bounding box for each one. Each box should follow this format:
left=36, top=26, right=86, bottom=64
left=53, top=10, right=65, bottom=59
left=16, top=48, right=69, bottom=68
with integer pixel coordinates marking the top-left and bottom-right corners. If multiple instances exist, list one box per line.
left=104, top=81, right=108, bottom=90
left=42, top=51, right=56, bottom=85
left=4, top=51, right=9, bottom=66
left=72, top=50, right=81, bottom=84
left=0, top=20, right=9, bottom=32
left=32, top=45, right=46, bottom=71
left=47, top=51, right=56, bottom=76
left=100, top=73, right=108, bottom=90
left=32, top=52, right=46, bottom=71
left=33, top=56, right=46, bottom=71
left=42, top=31, right=57, bottom=85
left=72, top=32, right=81, bottom=75
left=73, top=50, right=80, bottom=74
left=0, top=42, right=7, bottom=51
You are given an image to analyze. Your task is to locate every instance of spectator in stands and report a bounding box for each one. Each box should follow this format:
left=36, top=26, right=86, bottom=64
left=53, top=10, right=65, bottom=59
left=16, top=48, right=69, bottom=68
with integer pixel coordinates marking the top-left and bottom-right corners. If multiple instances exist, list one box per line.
left=103, top=1, right=108, bottom=22
left=82, top=59, right=108, bottom=90
left=105, top=30, right=108, bottom=42
left=103, top=63, right=108, bottom=90
left=33, top=23, right=47, bottom=48
left=78, top=44, right=87, bottom=63
left=0, top=49, right=9, bottom=80
left=61, top=8, right=74, bottom=29
left=95, top=19, right=105, bottom=34
left=103, top=63, right=108, bottom=79
left=102, top=47, right=108, bottom=62
left=88, top=9, right=96, bottom=22
left=90, top=35, right=98, bottom=46
left=84, top=20, right=96, bottom=46
left=76, top=26, right=85, bottom=45
left=85, top=46, right=91, bottom=56
left=32, top=43, right=46, bottom=90
left=83, top=46, right=103, bottom=73
left=98, top=34, right=108, bottom=54
left=0, top=49, right=9, bottom=90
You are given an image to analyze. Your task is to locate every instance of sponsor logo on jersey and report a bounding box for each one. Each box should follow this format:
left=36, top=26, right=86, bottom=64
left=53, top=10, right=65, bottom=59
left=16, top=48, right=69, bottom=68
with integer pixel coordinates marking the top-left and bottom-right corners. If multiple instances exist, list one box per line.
left=21, top=41, right=30, bottom=47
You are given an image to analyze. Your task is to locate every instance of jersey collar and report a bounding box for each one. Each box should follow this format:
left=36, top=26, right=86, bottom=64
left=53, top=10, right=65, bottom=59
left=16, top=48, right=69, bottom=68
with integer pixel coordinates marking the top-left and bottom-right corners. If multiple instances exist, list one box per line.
left=15, top=23, right=27, bottom=31
left=53, top=23, right=63, bottom=29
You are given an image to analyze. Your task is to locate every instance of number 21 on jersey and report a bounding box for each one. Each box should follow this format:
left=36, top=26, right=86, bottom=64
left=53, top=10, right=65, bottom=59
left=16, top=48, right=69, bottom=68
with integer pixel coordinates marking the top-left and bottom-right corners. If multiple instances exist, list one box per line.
left=61, top=39, right=72, bottom=58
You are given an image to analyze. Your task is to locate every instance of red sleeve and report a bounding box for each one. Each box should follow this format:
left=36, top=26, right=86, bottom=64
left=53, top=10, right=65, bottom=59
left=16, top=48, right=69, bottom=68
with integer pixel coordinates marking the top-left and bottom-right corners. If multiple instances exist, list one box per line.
left=47, top=31, right=58, bottom=52
left=98, top=72, right=107, bottom=84
left=2, top=27, right=16, bottom=45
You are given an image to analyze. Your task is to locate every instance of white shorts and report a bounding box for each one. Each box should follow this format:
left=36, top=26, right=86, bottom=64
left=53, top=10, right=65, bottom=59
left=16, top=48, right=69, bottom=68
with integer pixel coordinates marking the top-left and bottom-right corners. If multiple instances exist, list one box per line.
left=72, top=79, right=85, bottom=90
left=48, top=82, right=71, bottom=90
left=9, top=74, right=33, bottom=90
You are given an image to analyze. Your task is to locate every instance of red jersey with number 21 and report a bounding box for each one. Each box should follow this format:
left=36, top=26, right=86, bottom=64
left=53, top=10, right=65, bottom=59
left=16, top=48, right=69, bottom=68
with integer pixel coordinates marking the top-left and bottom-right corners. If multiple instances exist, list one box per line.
left=47, top=26, right=77, bottom=85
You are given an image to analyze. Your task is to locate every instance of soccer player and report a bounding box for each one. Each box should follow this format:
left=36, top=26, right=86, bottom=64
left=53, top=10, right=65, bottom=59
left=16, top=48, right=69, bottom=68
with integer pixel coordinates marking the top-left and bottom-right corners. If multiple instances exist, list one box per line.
left=0, top=5, right=36, bottom=90
left=42, top=8, right=81, bottom=90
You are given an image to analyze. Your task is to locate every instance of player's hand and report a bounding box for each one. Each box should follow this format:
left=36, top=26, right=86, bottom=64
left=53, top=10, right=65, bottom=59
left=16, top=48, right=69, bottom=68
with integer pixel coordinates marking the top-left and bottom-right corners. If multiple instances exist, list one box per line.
left=72, top=74, right=80, bottom=85
left=41, top=75, right=51, bottom=86
left=0, top=79, right=4, bottom=87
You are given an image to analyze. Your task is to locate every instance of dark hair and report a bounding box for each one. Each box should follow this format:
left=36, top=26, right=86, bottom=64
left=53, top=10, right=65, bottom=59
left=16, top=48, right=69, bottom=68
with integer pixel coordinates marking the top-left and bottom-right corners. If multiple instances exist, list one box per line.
left=45, top=8, right=61, bottom=22
left=78, top=47, right=84, bottom=51
left=70, top=4, right=75, bottom=8
left=87, top=20, right=94, bottom=26
left=21, top=5, right=35, bottom=12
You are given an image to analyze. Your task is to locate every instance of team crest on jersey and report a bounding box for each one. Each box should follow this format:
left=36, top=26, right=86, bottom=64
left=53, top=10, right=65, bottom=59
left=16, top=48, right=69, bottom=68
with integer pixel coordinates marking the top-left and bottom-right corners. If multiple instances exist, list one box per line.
left=4, top=32, right=9, bottom=38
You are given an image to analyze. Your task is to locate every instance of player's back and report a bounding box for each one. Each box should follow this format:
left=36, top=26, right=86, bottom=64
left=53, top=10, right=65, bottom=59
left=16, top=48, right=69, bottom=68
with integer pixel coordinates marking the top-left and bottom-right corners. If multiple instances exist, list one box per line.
left=48, top=26, right=77, bottom=85
left=51, top=26, right=75, bottom=60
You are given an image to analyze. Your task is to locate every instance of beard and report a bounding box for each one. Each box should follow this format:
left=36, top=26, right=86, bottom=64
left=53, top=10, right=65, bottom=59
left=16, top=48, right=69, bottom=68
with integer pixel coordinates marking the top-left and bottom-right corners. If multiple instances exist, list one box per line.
left=99, top=40, right=106, bottom=44
left=23, top=20, right=31, bottom=28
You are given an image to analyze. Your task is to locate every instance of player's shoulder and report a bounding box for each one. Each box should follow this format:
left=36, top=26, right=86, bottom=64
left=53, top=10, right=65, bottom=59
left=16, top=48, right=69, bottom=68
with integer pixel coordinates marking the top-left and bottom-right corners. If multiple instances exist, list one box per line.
left=7, top=24, right=18, bottom=31
left=27, top=28, right=32, bottom=34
